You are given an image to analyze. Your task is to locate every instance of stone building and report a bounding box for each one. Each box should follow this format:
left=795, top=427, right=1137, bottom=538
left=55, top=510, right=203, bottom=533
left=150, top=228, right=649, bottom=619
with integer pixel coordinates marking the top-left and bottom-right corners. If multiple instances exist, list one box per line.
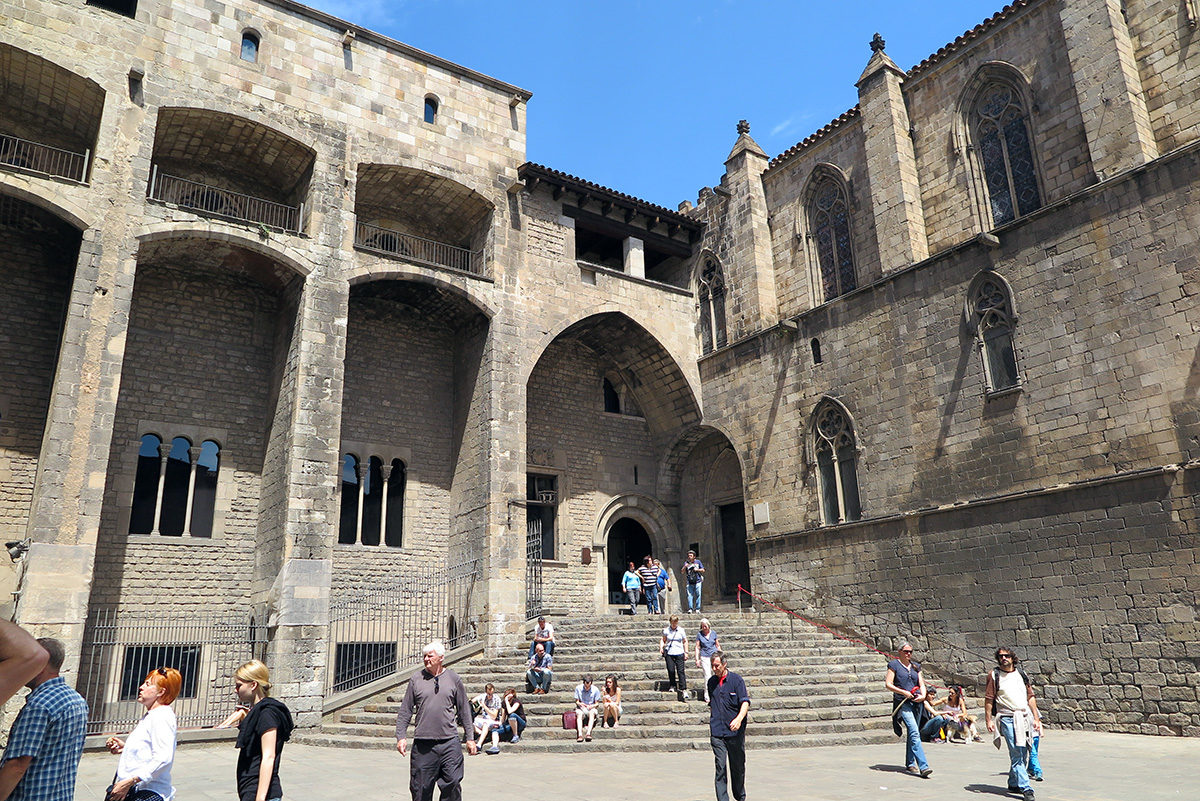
left=1, top=0, right=1197, bottom=735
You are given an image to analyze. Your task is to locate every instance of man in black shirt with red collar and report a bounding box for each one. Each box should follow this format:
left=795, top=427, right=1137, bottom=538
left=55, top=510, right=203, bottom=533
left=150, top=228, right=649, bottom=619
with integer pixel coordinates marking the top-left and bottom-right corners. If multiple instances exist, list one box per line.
left=706, top=650, right=750, bottom=801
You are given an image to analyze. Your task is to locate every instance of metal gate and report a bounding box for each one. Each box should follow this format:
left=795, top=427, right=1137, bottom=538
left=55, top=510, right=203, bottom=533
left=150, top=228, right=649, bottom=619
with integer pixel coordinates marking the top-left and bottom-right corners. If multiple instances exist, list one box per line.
left=526, top=517, right=543, bottom=620
left=79, top=607, right=267, bottom=735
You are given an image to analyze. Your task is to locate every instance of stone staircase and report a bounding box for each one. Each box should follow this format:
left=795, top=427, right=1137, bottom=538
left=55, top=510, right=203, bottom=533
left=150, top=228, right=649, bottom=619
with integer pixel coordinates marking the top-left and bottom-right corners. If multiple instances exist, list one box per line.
left=300, top=611, right=897, bottom=752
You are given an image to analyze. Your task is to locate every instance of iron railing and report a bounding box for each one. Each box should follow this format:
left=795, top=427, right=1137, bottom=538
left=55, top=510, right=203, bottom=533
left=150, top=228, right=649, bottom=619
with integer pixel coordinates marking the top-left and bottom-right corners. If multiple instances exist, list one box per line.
left=526, top=518, right=543, bottom=620
left=0, top=133, right=89, bottom=183
left=79, top=607, right=267, bottom=735
left=148, top=166, right=303, bottom=233
left=354, top=221, right=485, bottom=276
left=325, top=557, right=481, bottom=695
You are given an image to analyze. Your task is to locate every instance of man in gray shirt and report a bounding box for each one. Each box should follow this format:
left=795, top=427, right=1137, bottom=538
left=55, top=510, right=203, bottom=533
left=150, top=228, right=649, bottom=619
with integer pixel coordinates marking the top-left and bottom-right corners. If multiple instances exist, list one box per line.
left=395, top=640, right=477, bottom=801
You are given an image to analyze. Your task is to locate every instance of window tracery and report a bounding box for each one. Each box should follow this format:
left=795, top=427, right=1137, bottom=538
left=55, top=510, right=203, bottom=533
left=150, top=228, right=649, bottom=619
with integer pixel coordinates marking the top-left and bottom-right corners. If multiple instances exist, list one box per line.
left=698, top=257, right=727, bottom=354
left=970, top=274, right=1020, bottom=393
left=808, top=177, right=856, bottom=302
left=972, top=82, right=1041, bottom=226
left=812, top=400, right=861, bottom=525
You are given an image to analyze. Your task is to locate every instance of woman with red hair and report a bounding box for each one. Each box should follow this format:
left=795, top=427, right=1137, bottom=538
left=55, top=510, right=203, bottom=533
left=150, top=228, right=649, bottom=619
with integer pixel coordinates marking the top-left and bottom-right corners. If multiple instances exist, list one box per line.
left=104, top=667, right=181, bottom=801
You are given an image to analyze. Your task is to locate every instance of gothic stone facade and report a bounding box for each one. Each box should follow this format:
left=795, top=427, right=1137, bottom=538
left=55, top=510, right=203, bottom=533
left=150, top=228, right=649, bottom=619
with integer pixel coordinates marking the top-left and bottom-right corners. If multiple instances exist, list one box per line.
left=1, top=0, right=1197, bottom=735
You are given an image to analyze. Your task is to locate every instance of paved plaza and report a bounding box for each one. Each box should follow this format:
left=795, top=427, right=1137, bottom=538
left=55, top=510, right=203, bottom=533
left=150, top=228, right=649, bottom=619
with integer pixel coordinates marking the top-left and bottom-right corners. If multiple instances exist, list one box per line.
left=74, top=730, right=1198, bottom=801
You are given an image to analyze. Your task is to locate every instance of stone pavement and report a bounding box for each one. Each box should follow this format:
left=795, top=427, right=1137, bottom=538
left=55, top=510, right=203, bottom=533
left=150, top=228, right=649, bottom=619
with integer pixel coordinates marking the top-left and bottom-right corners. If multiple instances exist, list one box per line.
left=74, top=730, right=1199, bottom=801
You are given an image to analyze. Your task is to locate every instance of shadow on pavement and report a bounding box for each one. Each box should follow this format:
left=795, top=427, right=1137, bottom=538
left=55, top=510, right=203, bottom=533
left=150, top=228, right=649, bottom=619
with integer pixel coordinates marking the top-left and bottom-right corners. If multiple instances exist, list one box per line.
left=868, top=764, right=917, bottom=774
left=965, top=783, right=1015, bottom=796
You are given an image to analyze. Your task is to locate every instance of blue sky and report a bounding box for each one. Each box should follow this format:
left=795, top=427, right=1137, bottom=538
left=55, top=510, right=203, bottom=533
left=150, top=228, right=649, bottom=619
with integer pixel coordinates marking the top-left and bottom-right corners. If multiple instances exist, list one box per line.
left=308, top=1, right=1010, bottom=208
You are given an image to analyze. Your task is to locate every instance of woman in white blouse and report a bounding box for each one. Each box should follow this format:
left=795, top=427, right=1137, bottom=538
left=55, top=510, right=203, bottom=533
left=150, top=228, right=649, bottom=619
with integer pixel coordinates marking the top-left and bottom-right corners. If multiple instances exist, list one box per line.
left=104, top=667, right=181, bottom=801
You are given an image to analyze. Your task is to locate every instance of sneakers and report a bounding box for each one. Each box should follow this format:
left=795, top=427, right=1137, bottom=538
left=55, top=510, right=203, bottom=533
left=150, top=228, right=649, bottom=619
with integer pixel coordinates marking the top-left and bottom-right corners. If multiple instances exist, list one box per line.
left=486, top=745, right=500, bottom=755
left=1030, top=772, right=1043, bottom=781
left=510, top=735, right=520, bottom=744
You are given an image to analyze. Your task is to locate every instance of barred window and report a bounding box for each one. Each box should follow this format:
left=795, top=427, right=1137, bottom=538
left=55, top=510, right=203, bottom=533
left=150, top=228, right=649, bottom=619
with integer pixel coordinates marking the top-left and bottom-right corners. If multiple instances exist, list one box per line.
left=812, top=400, right=861, bottom=525
left=129, top=434, right=220, bottom=537
left=338, top=453, right=405, bottom=547
left=809, top=177, right=856, bottom=302
left=970, top=274, right=1020, bottom=393
left=697, top=257, right=727, bottom=354
left=973, top=83, right=1041, bottom=226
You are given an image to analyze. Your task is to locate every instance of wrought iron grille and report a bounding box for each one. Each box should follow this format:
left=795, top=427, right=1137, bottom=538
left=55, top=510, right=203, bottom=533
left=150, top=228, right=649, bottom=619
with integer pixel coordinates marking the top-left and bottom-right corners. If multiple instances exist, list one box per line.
left=0, top=133, right=89, bottom=183
left=354, top=221, right=485, bottom=276
left=79, top=607, right=267, bottom=735
left=325, top=557, right=481, bottom=695
left=148, top=167, right=303, bottom=233
left=526, top=517, right=544, bottom=620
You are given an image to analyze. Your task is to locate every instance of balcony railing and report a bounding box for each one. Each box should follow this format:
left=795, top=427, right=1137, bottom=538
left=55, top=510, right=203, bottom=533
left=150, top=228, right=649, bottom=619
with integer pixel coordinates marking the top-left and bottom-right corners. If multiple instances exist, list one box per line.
left=0, top=133, right=89, bottom=183
left=149, top=166, right=303, bottom=234
left=355, top=221, right=485, bottom=276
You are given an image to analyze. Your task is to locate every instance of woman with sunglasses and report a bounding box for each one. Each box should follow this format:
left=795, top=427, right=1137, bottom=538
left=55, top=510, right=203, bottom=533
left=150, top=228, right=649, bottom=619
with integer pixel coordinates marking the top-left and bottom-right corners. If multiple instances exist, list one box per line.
left=885, top=642, right=932, bottom=778
left=231, top=660, right=294, bottom=801
left=104, top=667, right=182, bottom=801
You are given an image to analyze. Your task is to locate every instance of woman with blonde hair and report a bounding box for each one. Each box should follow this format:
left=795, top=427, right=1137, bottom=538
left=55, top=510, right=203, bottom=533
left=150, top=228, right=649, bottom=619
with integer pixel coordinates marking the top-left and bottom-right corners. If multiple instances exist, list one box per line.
left=229, top=660, right=294, bottom=801
left=104, top=667, right=182, bottom=801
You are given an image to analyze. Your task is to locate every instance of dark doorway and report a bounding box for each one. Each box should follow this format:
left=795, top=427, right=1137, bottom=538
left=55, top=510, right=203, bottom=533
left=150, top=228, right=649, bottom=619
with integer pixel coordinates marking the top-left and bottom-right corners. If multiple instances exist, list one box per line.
left=607, top=518, right=652, bottom=601
left=719, top=502, right=749, bottom=597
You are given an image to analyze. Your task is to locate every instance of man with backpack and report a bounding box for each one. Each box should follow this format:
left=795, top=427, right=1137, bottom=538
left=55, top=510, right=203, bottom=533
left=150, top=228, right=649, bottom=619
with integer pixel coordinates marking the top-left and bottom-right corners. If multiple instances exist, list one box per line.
left=984, top=647, right=1043, bottom=801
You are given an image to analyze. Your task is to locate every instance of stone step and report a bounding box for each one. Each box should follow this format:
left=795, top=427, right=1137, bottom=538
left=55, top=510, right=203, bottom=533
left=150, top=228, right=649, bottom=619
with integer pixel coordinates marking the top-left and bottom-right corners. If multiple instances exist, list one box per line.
left=362, top=692, right=886, bottom=717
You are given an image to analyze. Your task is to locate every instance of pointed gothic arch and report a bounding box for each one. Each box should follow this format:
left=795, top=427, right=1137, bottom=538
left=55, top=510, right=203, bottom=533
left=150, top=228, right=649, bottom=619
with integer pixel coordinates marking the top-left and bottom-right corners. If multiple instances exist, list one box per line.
left=800, top=163, right=857, bottom=303
left=695, top=251, right=728, bottom=354
left=809, top=396, right=862, bottom=525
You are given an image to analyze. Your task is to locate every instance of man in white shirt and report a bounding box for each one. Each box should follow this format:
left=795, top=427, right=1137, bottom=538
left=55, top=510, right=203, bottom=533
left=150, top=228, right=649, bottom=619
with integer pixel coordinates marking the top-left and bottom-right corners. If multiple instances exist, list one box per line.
left=573, top=677, right=601, bottom=742
left=660, top=615, right=689, bottom=702
left=984, top=647, right=1043, bottom=801
left=527, top=616, right=555, bottom=659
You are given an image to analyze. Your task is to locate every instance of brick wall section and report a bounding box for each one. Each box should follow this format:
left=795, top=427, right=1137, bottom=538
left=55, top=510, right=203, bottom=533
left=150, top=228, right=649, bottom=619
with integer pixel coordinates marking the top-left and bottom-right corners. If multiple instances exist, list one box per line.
left=0, top=225, right=75, bottom=542
left=91, top=261, right=284, bottom=611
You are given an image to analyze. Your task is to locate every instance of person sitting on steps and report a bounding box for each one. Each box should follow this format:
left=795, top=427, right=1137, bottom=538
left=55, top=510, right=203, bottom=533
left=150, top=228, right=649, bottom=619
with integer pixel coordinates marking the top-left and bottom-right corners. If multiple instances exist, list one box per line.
left=526, top=643, right=553, bottom=694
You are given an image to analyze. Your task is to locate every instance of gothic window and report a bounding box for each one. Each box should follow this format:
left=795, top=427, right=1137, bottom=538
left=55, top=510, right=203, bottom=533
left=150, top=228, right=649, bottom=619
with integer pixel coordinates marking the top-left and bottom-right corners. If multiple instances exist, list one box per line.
left=970, top=274, right=1020, bottom=393
left=972, top=82, right=1041, bottom=227
left=808, top=177, right=856, bottom=302
left=424, top=96, right=439, bottom=124
left=697, top=257, right=727, bottom=354
left=240, top=32, right=260, bottom=63
left=527, top=474, right=557, bottom=560
left=129, top=433, right=220, bottom=537
left=812, top=400, right=861, bottom=525
left=338, top=452, right=405, bottom=546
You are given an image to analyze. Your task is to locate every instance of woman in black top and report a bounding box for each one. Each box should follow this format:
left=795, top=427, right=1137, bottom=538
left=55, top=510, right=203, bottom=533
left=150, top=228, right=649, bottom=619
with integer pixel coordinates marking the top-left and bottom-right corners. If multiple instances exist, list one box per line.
left=231, top=660, right=294, bottom=801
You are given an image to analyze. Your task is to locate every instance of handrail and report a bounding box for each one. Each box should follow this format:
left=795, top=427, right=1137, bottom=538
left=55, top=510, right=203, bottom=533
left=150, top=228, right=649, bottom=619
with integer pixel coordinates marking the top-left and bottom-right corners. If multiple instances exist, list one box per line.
left=0, top=133, right=89, bottom=183
left=148, top=166, right=303, bottom=233
left=354, top=221, right=485, bottom=276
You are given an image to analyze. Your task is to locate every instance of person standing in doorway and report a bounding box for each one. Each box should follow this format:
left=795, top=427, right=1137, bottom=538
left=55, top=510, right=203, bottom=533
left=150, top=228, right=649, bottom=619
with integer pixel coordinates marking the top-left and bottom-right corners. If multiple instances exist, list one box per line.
left=638, top=556, right=660, bottom=615
left=0, top=638, right=88, bottom=801
left=654, top=558, right=671, bottom=614
left=396, top=641, right=478, bottom=801
left=660, top=614, right=688, bottom=702
left=985, top=647, right=1042, bottom=801
left=683, top=550, right=705, bottom=613
left=706, top=650, right=749, bottom=801
left=622, top=562, right=642, bottom=615
left=884, top=642, right=932, bottom=778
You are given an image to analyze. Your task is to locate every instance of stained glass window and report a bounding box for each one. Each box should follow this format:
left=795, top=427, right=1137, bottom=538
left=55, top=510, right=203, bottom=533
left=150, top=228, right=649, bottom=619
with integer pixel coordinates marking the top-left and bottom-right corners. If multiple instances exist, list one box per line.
left=973, top=83, right=1041, bottom=226
left=809, top=177, right=856, bottom=302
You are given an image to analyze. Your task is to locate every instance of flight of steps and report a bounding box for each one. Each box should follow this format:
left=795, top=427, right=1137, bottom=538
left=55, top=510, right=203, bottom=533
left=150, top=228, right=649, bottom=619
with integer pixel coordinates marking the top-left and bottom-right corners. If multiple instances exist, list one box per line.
left=300, top=611, right=897, bottom=752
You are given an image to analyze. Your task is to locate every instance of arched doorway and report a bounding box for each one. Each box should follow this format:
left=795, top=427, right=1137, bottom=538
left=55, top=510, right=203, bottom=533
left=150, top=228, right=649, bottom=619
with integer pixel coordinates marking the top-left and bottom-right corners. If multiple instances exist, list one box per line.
left=606, top=518, right=651, bottom=602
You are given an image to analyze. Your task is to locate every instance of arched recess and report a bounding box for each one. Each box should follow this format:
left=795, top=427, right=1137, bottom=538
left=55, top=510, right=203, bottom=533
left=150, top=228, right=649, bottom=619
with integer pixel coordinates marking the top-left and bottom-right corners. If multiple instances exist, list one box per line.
left=595, top=493, right=679, bottom=606
left=0, top=44, right=104, bottom=183
left=337, top=278, right=492, bottom=593
left=89, top=230, right=307, bottom=612
left=953, top=62, right=1045, bottom=233
left=0, top=192, right=84, bottom=553
left=345, top=263, right=495, bottom=320
left=798, top=162, right=858, bottom=305
left=662, top=425, right=749, bottom=600
left=353, top=164, right=494, bottom=276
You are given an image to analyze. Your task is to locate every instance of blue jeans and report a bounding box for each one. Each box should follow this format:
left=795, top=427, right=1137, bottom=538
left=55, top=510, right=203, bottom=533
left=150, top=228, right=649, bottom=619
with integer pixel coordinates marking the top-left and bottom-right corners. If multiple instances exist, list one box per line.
left=499, top=714, right=525, bottom=740
left=897, top=701, right=929, bottom=772
left=526, top=670, right=551, bottom=692
left=686, top=582, right=702, bottom=612
left=643, top=585, right=658, bottom=613
left=527, top=640, right=554, bottom=659
left=998, top=716, right=1031, bottom=790
left=920, top=715, right=947, bottom=741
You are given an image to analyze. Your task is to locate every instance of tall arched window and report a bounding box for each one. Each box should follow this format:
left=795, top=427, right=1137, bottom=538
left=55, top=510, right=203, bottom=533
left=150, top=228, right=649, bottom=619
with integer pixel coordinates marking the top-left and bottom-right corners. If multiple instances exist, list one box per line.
left=240, top=31, right=260, bottom=63
left=129, top=433, right=220, bottom=536
left=424, top=95, right=439, bottom=124
left=697, top=257, right=727, bottom=354
left=972, top=81, right=1041, bottom=227
left=812, top=399, right=861, bottom=525
left=338, top=452, right=405, bottom=547
left=969, top=272, right=1020, bottom=393
left=808, top=175, right=856, bottom=302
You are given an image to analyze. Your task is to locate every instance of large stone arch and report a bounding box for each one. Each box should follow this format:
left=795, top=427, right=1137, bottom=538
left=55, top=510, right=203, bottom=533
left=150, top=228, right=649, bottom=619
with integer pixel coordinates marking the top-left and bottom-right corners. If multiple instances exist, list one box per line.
left=345, top=260, right=495, bottom=319
left=137, top=223, right=314, bottom=278
left=594, top=493, right=679, bottom=611
left=0, top=180, right=93, bottom=231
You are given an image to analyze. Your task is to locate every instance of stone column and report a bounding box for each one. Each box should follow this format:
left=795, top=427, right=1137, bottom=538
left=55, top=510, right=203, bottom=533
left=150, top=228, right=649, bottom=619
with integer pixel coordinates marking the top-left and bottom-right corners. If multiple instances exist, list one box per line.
left=623, top=236, right=645, bottom=278
left=856, top=34, right=928, bottom=272
left=1058, top=0, right=1157, bottom=181
left=720, top=121, right=779, bottom=332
